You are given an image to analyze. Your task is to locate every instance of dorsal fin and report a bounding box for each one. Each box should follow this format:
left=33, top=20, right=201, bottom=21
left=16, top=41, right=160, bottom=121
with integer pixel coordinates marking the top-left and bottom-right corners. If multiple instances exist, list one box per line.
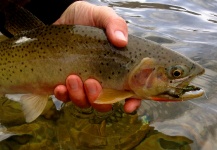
left=1, top=1, right=45, bottom=36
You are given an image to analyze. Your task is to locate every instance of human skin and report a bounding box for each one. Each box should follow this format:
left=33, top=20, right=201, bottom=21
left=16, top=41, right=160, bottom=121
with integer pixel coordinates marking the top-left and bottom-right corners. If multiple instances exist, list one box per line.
left=53, top=1, right=141, bottom=113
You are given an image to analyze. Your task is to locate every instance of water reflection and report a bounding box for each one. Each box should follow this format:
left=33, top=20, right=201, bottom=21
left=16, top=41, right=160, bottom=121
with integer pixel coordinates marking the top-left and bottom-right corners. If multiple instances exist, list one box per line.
left=98, top=0, right=217, bottom=149
left=0, top=98, right=193, bottom=149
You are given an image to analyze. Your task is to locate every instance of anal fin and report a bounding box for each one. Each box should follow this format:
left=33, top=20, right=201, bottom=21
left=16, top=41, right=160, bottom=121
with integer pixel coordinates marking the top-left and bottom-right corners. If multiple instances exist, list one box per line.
left=94, top=89, right=134, bottom=104
left=20, top=94, right=49, bottom=123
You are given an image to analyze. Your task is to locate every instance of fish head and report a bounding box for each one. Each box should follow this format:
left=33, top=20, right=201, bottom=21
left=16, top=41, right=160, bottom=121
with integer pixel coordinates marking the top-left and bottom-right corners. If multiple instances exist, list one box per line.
left=128, top=55, right=205, bottom=102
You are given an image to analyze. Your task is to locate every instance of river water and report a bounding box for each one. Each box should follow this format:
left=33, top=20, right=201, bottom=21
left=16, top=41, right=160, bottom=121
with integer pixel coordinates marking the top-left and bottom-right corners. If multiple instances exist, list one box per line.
left=0, top=0, right=217, bottom=149
left=89, top=0, right=217, bottom=149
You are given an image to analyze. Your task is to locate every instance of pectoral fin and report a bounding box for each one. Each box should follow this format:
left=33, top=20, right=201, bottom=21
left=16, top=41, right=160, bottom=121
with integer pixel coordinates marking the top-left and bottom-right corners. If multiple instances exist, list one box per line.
left=94, top=89, right=134, bottom=104
left=20, top=94, right=49, bottom=123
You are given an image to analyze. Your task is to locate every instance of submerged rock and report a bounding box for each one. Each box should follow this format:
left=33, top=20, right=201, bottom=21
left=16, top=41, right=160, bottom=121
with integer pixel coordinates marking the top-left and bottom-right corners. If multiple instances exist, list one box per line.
left=0, top=98, right=192, bottom=149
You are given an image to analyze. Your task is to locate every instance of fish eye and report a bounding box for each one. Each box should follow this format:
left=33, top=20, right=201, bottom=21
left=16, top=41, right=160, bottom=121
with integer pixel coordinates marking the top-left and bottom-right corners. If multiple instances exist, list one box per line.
left=173, top=70, right=182, bottom=77
left=168, top=65, right=189, bottom=79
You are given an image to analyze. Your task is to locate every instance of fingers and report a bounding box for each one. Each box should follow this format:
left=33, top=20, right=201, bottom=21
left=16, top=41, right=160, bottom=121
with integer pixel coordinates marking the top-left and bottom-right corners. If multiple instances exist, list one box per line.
left=53, top=1, right=128, bottom=47
left=55, top=75, right=141, bottom=113
left=93, top=5, right=128, bottom=47
left=54, top=85, right=69, bottom=102
left=124, top=99, right=141, bottom=113
left=84, top=79, right=112, bottom=112
left=54, top=76, right=112, bottom=112
left=66, top=75, right=91, bottom=108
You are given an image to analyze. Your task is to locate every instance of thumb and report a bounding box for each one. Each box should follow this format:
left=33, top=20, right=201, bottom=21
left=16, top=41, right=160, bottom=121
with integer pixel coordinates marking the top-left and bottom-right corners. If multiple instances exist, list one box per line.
left=93, top=6, right=128, bottom=47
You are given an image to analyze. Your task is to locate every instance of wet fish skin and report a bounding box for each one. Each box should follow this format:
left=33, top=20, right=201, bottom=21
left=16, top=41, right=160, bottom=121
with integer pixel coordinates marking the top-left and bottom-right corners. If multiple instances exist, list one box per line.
left=0, top=25, right=203, bottom=93
left=0, top=25, right=205, bottom=122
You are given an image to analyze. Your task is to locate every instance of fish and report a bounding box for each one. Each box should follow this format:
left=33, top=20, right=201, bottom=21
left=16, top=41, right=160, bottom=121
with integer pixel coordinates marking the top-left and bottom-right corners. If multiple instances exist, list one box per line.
left=0, top=3, right=205, bottom=123
left=0, top=25, right=205, bottom=122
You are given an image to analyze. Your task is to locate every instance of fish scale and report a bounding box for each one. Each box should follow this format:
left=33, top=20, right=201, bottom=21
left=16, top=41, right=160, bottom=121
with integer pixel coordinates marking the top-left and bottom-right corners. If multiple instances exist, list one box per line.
left=0, top=25, right=204, bottom=122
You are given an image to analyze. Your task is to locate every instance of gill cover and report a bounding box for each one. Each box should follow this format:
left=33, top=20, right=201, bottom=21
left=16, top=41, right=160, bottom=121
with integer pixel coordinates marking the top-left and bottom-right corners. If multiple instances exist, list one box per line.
left=128, top=57, right=169, bottom=98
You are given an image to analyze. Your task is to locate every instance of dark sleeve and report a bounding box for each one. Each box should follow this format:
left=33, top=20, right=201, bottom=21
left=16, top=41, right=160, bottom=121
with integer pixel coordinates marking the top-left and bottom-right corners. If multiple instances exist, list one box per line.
left=25, top=0, right=77, bottom=24
left=0, top=0, right=77, bottom=37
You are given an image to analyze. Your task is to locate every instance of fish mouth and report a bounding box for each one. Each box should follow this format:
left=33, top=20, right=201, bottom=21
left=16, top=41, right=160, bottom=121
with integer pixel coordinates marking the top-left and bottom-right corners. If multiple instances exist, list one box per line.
left=150, top=85, right=204, bottom=102
left=149, top=65, right=205, bottom=102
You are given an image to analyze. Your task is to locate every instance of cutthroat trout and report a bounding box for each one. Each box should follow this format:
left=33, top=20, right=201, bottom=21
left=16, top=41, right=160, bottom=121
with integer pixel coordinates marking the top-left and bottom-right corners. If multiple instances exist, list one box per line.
left=0, top=25, right=204, bottom=122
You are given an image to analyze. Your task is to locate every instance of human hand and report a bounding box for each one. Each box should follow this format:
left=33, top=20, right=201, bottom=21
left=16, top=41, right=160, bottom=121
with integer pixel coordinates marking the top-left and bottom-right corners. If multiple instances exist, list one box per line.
left=53, top=1, right=141, bottom=113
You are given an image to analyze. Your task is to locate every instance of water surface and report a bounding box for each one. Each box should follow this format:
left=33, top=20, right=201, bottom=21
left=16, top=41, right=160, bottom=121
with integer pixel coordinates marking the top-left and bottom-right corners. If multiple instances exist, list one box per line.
left=93, top=0, right=217, bottom=149
left=0, top=0, right=217, bottom=149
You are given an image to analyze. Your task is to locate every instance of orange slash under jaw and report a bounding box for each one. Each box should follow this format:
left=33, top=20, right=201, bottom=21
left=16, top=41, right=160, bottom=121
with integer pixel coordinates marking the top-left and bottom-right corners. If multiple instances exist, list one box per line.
left=150, top=96, right=182, bottom=102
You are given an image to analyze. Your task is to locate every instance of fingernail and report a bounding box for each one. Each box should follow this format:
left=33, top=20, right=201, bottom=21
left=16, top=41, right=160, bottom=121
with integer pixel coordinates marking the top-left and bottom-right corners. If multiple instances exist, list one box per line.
left=69, top=78, right=78, bottom=90
left=85, top=82, right=97, bottom=95
left=115, top=30, right=126, bottom=42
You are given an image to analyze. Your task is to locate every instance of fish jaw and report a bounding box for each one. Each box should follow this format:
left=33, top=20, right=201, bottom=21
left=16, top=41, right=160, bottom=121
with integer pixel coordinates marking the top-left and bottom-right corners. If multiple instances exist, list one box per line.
left=152, top=63, right=205, bottom=102
left=127, top=57, right=205, bottom=102
left=149, top=88, right=204, bottom=102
